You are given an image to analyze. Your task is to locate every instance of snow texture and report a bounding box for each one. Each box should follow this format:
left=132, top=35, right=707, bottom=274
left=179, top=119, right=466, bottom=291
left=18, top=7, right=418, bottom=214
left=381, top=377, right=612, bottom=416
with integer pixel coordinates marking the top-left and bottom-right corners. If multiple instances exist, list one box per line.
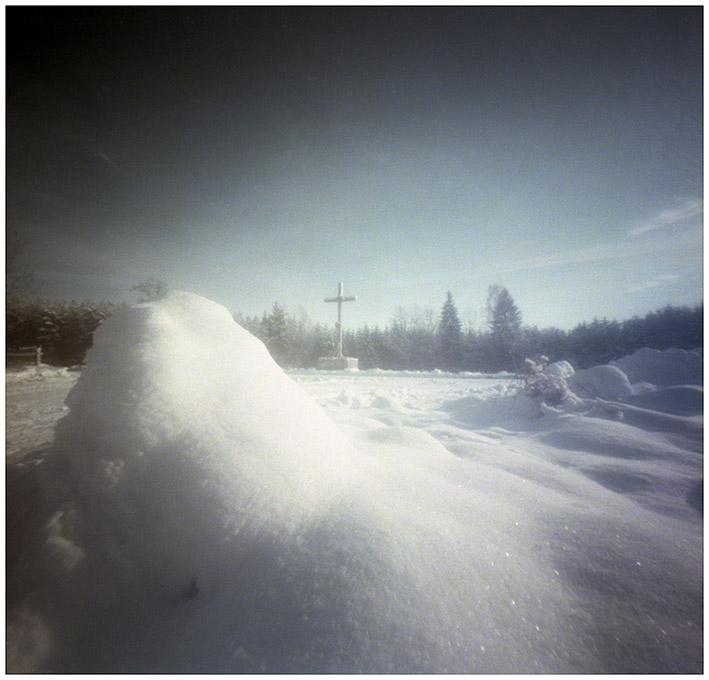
left=6, top=292, right=703, bottom=673
left=567, top=348, right=702, bottom=401
left=611, top=347, right=703, bottom=387
left=546, top=359, right=575, bottom=379
left=566, top=363, right=636, bottom=399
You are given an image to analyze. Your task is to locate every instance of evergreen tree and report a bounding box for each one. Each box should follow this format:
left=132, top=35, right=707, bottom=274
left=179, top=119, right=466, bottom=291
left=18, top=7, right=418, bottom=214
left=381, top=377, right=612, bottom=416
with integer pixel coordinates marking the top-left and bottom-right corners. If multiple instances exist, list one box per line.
left=6, top=299, right=117, bottom=366
left=264, top=302, right=289, bottom=365
left=485, top=284, right=503, bottom=330
left=438, top=291, right=463, bottom=371
left=488, top=286, right=522, bottom=370
left=409, top=307, right=438, bottom=370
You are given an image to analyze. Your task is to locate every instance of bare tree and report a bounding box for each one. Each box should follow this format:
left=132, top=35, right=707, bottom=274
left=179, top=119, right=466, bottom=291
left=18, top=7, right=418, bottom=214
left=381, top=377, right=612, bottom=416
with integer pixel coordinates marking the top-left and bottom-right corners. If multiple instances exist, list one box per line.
left=131, top=278, right=169, bottom=302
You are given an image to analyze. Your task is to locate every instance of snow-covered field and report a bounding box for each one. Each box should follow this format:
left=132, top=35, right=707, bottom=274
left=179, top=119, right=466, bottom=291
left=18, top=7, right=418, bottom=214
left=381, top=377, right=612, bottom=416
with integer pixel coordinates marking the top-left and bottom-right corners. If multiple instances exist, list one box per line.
left=5, top=292, right=703, bottom=673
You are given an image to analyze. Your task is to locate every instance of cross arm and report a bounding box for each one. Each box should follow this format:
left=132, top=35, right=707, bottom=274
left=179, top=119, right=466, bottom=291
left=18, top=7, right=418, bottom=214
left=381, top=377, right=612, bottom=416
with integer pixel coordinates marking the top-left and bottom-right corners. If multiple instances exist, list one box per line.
left=324, top=295, right=357, bottom=303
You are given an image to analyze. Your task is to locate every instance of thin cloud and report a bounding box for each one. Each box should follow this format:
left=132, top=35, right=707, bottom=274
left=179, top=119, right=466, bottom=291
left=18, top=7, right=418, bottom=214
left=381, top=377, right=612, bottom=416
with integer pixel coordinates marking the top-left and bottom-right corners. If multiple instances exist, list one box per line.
left=489, top=226, right=701, bottom=275
left=629, top=197, right=703, bottom=237
left=382, top=225, right=702, bottom=290
left=628, top=273, right=681, bottom=294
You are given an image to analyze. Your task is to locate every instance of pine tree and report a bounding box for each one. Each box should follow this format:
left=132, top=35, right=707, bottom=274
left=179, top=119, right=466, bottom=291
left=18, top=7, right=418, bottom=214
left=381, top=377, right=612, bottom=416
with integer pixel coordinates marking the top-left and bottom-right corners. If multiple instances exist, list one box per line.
left=438, top=291, right=463, bottom=371
left=485, top=284, right=503, bottom=330
left=488, top=286, right=522, bottom=370
left=264, top=302, right=289, bottom=365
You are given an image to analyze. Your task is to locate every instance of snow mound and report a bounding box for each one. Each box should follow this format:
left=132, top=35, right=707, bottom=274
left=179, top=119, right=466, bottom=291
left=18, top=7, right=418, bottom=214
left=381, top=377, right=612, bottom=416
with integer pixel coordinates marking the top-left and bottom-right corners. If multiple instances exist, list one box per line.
left=57, top=291, right=354, bottom=525
left=567, top=348, right=703, bottom=401
left=444, top=390, right=543, bottom=429
left=546, top=360, right=575, bottom=379
left=10, top=292, right=360, bottom=671
left=567, top=364, right=635, bottom=399
left=611, top=347, right=702, bottom=387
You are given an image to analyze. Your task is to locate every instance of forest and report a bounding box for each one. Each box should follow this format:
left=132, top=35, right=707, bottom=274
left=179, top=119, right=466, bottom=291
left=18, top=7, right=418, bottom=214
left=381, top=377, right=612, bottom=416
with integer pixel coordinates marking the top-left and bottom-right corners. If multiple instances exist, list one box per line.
left=6, top=286, right=703, bottom=373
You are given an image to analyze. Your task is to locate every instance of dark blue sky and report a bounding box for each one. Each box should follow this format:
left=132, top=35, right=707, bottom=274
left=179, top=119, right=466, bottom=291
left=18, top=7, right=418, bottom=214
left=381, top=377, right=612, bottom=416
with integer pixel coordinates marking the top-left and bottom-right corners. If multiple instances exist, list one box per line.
left=6, top=6, right=703, bottom=329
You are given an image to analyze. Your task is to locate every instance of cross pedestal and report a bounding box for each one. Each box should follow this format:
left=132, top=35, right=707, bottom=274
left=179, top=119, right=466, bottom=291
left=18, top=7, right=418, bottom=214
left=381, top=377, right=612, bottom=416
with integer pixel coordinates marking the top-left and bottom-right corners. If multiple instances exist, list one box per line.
left=317, top=356, right=359, bottom=370
left=317, top=282, right=359, bottom=370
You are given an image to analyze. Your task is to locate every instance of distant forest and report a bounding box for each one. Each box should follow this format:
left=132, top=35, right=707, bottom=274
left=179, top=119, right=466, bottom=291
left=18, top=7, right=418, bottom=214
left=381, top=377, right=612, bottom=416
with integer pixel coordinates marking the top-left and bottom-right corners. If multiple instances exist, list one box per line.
left=6, top=290, right=703, bottom=372
left=238, top=290, right=703, bottom=372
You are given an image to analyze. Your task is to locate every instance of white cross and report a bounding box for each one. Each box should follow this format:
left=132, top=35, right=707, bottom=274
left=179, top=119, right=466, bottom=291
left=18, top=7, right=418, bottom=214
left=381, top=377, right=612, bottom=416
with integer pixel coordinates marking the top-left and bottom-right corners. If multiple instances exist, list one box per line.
left=324, top=282, right=357, bottom=358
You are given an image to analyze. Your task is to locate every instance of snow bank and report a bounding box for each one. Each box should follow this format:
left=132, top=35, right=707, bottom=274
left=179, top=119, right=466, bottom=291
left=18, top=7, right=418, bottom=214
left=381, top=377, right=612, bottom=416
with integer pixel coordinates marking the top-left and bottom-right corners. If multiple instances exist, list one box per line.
left=566, top=364, right=635, bottom=399
left=56, top=291, right=353, bottom=522
left=9, top=292, right=360, bottom=671
left=611, top=347, right=702, bottom=386
left=567, top=347, right=703, bottom=401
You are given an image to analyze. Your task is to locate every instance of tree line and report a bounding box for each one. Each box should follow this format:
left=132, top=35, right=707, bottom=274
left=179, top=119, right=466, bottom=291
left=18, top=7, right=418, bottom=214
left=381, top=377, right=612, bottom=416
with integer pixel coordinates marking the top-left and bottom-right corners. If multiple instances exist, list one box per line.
left=239, top=287, right=703, bottom=372
left=6, top=287, right=703, bottom=372
left=6, top=299, right=119, bottom=366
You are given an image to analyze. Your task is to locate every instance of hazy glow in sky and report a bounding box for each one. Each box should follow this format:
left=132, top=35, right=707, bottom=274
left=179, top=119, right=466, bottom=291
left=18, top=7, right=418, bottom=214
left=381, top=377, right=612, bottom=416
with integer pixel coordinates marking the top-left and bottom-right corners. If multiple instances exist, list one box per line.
left=6, top=7, right=703, bottom=330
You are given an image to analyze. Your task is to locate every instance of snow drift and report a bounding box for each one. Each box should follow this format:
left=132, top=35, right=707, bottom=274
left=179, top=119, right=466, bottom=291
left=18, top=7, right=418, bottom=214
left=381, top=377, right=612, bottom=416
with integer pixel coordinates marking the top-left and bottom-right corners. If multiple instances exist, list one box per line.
left=6, top=292, right=703, bottom=673
left=567, top=347, right=702, bottom=400
left=612, top=347, right=703, bottom=387
left=8, top=292, right=360, bottom=672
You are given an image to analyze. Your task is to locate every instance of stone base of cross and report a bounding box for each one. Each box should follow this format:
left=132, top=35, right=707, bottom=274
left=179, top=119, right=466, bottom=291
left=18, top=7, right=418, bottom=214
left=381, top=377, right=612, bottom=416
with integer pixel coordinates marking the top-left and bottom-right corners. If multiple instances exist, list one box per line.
left=316, top=356, right=359, bottom=370
left=316, top=282, right=359, bottom=370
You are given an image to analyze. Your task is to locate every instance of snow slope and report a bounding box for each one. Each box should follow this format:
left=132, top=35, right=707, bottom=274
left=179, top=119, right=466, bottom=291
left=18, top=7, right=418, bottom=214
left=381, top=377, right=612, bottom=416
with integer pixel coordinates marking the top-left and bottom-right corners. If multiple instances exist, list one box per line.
left=6, top=292, right=703, bottom=673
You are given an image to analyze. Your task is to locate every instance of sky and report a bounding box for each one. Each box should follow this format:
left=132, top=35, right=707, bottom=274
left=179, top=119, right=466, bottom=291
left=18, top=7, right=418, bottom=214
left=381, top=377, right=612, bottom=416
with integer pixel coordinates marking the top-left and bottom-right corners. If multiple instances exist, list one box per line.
left=5, top=6, right=703, bottom=331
